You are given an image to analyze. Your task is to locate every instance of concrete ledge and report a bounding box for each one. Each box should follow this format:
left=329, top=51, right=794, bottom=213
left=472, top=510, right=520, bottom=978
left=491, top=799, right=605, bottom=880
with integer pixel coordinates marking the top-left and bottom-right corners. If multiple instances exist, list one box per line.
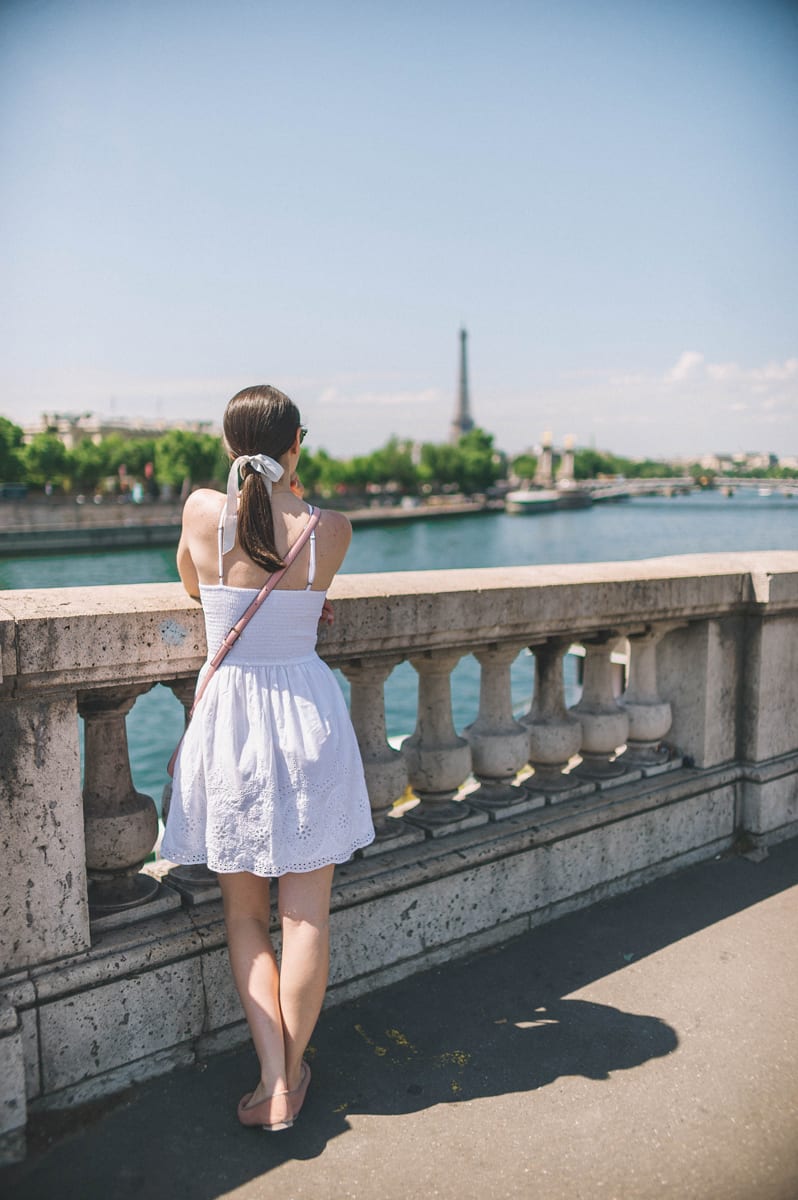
left=2, top=551, right=798, bottom=692
left=8, top=761, right=764, bottom=1115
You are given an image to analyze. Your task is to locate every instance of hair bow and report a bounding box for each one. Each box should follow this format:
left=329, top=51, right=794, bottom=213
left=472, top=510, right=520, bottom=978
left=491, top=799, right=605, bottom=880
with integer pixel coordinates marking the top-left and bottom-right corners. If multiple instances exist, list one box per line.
left=222, top=453, right=284, bottom=555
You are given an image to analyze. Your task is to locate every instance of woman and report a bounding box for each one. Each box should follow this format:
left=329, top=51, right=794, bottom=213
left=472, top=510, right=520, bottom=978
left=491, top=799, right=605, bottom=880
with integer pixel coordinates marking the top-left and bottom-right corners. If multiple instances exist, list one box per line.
left=161, top=384, right=375, bottom=1131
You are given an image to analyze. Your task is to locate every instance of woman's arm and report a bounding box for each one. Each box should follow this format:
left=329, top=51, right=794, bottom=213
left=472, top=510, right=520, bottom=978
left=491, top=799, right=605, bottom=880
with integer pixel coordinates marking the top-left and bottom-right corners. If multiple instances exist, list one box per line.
left=177, top=529, right=201, bottom=599
left=176, top=489, right=221, bottom=599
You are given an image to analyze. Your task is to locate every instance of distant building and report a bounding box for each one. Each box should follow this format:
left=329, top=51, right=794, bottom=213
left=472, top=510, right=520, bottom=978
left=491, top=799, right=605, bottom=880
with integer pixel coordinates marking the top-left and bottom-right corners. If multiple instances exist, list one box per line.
left=449, top=328, right=476, bottom=443
left=23, top=412, right=218, bottom=448
left=746, top=452, right=778, bottom=471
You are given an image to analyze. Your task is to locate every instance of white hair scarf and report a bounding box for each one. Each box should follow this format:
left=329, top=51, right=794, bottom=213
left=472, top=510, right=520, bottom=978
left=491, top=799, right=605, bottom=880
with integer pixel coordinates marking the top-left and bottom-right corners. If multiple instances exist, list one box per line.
left=222, top=453, right=284, bottom=555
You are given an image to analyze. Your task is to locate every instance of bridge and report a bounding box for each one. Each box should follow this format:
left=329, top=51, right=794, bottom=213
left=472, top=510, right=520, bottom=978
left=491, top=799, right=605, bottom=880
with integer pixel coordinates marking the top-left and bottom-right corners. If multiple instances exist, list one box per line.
left=583, top=476, right=695, bottom=501
left=1, top=551, right=797, bottom=1190
left=714, top=476, right=798, bottom=497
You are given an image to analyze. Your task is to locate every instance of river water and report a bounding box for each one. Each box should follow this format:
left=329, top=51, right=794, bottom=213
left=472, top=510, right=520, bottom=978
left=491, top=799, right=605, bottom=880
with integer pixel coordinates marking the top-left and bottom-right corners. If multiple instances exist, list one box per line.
left=3, top=490, right=795, bottom=806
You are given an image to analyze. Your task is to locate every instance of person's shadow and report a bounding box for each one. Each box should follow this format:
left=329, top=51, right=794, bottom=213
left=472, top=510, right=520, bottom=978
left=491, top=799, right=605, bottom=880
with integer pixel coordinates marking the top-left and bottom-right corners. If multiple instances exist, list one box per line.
left=303, top=993, right=678, bottom=1130
left=5, top=973, right=678, bottom=1198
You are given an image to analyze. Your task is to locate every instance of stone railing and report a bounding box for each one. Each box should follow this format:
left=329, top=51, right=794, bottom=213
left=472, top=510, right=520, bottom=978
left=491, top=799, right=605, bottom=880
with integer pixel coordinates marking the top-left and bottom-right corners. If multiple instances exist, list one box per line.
left=1, top=551, right=797, bottom=1160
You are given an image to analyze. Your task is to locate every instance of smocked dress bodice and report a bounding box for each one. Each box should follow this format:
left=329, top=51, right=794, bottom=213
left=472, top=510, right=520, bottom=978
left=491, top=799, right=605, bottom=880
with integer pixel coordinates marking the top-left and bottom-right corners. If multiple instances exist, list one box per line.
left=198, top=584, right=326, bottom=666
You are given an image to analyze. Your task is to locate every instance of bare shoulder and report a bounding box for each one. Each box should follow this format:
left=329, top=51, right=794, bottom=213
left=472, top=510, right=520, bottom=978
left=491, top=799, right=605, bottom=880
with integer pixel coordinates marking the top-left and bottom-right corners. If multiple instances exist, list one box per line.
left=182, top=487, right=224, bottom=527
left=312, top=507, right=353, bottom=584
left=318, top=507, right=352, bottom=544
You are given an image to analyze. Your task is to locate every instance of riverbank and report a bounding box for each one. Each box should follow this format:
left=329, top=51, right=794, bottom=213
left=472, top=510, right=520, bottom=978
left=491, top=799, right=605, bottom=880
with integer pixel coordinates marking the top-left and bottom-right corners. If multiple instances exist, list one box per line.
left=0, top=496, right=504, bottom=556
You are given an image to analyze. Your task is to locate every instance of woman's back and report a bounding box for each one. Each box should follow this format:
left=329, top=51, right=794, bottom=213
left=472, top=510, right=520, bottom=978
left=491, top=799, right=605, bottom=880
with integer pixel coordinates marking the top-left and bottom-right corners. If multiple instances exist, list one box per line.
left=178, top=487, right=352, bottom=597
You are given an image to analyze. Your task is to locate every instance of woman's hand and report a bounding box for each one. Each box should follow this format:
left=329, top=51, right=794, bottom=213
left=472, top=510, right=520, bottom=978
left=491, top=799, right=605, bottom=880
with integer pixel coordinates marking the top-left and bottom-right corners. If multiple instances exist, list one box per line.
left=320, top=598, right=334, bottom=626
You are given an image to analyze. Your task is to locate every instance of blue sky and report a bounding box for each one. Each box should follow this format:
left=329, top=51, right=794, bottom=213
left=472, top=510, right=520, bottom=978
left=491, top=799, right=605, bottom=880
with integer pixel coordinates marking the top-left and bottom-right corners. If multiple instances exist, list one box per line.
left=1, top=0, right=796, bottom=459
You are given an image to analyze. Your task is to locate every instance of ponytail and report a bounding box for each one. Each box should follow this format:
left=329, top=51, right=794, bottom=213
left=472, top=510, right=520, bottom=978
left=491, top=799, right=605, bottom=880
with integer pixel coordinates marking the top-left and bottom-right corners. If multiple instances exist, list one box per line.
left=237, top=467, right=285, bottom=573
left=223, top=385, right=302, bottom=574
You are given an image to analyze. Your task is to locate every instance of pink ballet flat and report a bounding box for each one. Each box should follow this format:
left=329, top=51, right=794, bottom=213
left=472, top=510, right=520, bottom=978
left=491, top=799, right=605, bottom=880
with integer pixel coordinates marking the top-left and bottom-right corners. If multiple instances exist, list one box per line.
left=288, top=1061, right=312, bottom=1120
left=237, top=1089, right=294, bottom=1131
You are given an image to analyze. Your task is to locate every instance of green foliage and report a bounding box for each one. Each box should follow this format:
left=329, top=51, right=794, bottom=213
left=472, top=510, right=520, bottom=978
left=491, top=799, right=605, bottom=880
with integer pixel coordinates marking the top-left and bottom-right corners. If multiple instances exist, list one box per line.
left=417, top=428, right=501, bottom=494
left=573, top=449, right=618, bottom=479
left=16, top=418, right=786, bottom=502
left=296, top=428, right=501, bottom=498
left=417, top=441, right=461, bottom=488
left=153, top=430, right=226, bottom=489
left=452, top=428, right=502, bottom=493
left=511, top=452, right=538, bottom=481
left=722, top=463, right=798, bottom=480
left=298, top=438, right=418, bottom=496
left=96, top=434, right=157, bottom=478
left=362, top=437, right=418, bottom=490
left=69, top=439, right=110, bottom=491
left=21, top=432, right=70, bottom=488
left=573, top=449, right=676, bottom=480
left=0, top=417, right=24, bottom=482
left=298, top=447, right=349, bottom=495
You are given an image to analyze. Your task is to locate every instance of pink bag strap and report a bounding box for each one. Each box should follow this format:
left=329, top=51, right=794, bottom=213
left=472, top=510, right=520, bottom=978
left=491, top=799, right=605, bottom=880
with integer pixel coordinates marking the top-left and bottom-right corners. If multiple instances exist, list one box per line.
left=189, top=506, right=321, bottom=719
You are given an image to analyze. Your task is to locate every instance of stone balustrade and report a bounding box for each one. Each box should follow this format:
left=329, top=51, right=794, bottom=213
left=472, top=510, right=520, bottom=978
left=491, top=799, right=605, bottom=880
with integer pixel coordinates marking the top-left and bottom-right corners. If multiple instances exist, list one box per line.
left=2, top=551, right=798, bottom=1161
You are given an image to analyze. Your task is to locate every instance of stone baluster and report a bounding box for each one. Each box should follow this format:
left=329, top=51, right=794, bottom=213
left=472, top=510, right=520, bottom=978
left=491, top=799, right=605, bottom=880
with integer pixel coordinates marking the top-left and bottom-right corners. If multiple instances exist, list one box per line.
left=339, top=656, right=424, bottom=851
left=465, top=642, right=541, bottom=817
left=402, top=650, right=487, bottom=836
left=570, top=637, right=631, bottom=781
left=79, top=687, right=161, bottom=916
left=522, top=639, right=587, bottom=799
left=618, top=625, right=679, bottom=771
left=162, top=677, right=219, bottom=898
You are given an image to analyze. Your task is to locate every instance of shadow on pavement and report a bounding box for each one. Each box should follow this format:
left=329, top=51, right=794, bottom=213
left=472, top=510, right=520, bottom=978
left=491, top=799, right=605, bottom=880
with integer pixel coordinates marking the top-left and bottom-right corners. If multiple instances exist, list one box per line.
left=3, top=837, right=797, bottom=1200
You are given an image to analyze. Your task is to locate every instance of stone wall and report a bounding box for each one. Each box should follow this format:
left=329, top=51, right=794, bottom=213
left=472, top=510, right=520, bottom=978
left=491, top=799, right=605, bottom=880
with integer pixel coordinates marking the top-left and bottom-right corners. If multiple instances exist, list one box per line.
left=1, top=551, right=797, bottom=1161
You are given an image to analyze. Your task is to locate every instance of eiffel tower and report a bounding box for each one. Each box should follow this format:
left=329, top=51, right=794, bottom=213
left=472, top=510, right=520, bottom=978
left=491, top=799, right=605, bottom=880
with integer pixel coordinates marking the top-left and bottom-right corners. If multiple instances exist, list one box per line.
left=449, top=327, right=475, bottom=443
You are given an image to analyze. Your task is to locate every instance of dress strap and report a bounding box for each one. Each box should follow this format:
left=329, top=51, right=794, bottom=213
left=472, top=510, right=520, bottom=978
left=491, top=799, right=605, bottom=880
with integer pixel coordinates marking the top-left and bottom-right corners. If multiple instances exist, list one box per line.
left=305, top=504, right=317, bottom=590
left=216, top=501, right=226, bottom=584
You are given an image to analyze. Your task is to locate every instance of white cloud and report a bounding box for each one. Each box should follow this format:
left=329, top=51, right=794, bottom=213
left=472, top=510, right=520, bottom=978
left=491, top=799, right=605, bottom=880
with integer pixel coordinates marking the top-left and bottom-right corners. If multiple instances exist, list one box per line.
left=706, top=362, right=742, bottom=382
left=318, top=386, right=444, bottom=410
left=551, top=350, right=798, bottom=458
left=666, top=352, right=798, bottom=390
left=667, top=351, right=705, bottom=382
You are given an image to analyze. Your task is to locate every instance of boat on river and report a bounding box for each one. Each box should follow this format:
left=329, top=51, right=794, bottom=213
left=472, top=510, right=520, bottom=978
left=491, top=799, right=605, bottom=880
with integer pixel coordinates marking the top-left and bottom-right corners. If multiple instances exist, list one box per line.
left=505, top=482, right=593, bottom=515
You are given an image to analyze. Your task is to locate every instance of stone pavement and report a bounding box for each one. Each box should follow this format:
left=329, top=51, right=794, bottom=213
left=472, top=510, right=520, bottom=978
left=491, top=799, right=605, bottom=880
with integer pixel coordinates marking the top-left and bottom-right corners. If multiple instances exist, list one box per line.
left=3, top=837, right=798, bottom=1200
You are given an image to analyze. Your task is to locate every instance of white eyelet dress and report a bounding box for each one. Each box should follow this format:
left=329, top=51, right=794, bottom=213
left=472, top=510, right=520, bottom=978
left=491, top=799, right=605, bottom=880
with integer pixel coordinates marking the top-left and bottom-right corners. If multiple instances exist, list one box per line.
left=161, top=505, right=375, bottom=876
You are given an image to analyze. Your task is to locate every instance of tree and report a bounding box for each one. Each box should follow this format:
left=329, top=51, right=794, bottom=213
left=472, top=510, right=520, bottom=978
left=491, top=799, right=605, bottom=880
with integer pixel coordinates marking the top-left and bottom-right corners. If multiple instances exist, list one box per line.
left=68, top=439, right=110, bottom=491
left=21, top=432, right=69, bottom=489
left=0, top=417, right=24, bottom=482
left=363, top=437, right=418, bottom=491
left=574, top=449, right=618, bottom=479
left=154, top=430, right=226, bottom=490
left=455, top=428, right=501, bottom=493
left=302, top=448, right=354, bottom=496
left=511, top=452, right=538, bottom=482
left=418, top=441, right=461, bottom=490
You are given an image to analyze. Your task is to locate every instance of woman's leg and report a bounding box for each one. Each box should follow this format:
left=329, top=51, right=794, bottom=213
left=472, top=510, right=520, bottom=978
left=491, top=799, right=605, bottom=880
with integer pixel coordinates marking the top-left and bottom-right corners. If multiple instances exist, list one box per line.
left=217, top=871, right=287, bottom=1104
left=277, top=864, right=335, bottom=1091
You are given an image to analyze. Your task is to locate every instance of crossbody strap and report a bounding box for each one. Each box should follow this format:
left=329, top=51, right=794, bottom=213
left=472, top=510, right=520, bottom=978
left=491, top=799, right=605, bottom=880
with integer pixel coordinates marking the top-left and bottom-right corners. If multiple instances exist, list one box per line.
left=190, top=507, right=321, bottom=719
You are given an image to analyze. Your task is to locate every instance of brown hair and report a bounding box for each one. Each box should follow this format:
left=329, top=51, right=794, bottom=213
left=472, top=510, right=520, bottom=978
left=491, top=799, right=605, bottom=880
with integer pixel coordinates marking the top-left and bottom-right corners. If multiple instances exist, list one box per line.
left=223, top=385, right=302, bottom=572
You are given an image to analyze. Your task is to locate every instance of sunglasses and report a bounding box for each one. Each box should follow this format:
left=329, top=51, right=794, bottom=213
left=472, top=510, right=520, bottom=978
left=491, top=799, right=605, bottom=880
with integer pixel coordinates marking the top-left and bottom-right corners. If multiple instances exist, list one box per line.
left=299, top=426, right=308, bottom=443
